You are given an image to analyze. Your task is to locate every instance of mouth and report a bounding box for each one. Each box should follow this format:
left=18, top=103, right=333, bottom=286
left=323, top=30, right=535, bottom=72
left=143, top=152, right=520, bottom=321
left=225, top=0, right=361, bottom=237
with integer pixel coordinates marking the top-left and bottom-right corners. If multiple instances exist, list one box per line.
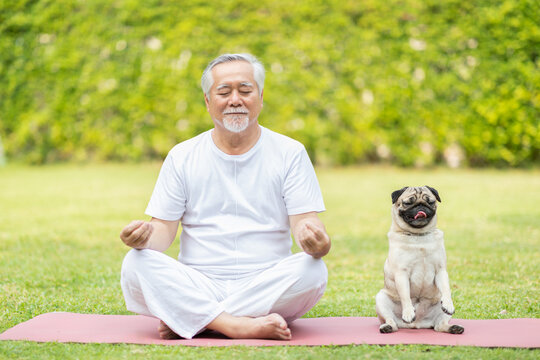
left=223, top=109, right=248, bottom=115
left=399, top=205, right=435, bottom=228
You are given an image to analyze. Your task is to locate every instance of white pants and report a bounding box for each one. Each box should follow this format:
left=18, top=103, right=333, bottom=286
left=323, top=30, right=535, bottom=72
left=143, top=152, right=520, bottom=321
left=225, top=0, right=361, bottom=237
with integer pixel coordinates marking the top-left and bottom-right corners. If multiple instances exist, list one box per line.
left=120, top=249, right=328, bottom=339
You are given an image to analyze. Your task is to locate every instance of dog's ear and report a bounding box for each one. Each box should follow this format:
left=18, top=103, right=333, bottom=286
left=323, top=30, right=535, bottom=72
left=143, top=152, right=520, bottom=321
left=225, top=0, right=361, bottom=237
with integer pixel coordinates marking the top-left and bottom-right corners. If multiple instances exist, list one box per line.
left=391, top=187, right=408, bottom=204
left=425, top=186, right=441, bottom=202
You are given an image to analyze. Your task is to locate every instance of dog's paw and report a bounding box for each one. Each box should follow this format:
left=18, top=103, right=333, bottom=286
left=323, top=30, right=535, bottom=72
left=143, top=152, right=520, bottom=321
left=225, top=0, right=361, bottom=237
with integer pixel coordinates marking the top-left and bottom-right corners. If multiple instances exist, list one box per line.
left=379, top=324, right=395, bottom=333
left=449, top=325, right=464, bottom=334
left=441, top=299, right=455, bottom=315
left=402, top=307, right=416, bottom=323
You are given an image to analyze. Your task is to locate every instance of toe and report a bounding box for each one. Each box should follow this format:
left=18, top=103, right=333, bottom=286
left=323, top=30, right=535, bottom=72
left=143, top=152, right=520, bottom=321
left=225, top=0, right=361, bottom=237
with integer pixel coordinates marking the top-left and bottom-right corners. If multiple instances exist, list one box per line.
left=449, top=325, right=464, bottom=334
left=379, top=324, right=394, bottom=333
left=281, top=329, right=292, bottom=340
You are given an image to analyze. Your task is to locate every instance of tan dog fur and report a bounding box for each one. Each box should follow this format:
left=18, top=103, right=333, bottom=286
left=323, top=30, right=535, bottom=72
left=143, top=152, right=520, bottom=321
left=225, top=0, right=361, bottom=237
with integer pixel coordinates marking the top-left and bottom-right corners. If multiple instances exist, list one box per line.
left=375, top=186, right=464, bottom=334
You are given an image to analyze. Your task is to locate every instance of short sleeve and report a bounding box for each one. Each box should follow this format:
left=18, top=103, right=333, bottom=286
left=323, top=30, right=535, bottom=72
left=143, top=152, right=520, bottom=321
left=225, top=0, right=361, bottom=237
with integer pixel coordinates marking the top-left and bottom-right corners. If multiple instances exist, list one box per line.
left=282, top=147, right=326, bottom=215
left=145, top=151, right=187, bottom=221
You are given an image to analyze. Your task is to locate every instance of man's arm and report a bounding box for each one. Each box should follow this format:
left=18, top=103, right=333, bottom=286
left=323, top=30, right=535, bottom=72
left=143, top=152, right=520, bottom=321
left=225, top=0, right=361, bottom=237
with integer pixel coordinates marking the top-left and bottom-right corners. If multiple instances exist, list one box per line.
left=289, top=212, right=331, bottom=258
left=120, top=217, right=180, bottom=252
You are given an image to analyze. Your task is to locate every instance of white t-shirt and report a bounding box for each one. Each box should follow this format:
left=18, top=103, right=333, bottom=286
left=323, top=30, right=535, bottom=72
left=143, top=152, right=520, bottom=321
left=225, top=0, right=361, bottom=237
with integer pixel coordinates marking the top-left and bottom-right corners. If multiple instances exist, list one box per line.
left=145, top=125, right=325, bottom=280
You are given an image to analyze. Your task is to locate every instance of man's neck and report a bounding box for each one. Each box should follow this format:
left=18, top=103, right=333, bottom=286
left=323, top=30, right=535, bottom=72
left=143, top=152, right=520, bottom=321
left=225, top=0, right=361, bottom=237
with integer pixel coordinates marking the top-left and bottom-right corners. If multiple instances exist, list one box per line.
left=211, top=124, right=261, bottom=155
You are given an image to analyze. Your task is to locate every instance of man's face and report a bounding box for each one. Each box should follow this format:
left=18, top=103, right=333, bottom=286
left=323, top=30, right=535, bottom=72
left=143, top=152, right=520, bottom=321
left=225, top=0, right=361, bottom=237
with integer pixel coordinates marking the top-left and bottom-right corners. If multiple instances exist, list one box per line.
left=204, top=61, right=263, bottom=133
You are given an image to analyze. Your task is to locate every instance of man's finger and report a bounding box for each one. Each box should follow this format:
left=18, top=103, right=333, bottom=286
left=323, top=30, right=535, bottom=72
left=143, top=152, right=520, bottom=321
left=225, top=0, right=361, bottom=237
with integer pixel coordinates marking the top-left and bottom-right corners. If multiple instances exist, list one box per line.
left=139, top=223, right=153, bottom=246
left=299, top=231, right=318, bottom=253
left=301, top=241, right=315, bottom=254
left=125, top=223, right=147, bottom=246
left=128, top=220, right=145, bottom=231
left=121, top=220, right=144, bottom=237
left=299, top=226, right=314, bottom=241
left=304, top=222, right=326, bottom=241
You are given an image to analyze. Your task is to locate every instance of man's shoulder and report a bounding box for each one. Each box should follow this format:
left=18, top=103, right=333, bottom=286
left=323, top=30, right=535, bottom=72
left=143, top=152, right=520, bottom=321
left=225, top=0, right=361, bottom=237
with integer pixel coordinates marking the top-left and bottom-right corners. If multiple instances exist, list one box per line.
left=168, top=129, right=211, bottom=158
left=261, top=126, right=305, bottom=153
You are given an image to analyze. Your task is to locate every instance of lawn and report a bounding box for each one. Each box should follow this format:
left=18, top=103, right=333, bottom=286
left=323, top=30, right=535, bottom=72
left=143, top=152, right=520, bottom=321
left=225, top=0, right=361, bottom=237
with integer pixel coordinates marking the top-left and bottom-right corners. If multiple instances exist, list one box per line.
left=0, top=163, right=538, bottom=359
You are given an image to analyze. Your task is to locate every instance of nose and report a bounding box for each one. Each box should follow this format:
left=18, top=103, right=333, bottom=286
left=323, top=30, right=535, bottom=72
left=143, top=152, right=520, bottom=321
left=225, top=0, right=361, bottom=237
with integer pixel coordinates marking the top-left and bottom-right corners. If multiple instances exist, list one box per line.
left=228, top=90, right=242, bottom=106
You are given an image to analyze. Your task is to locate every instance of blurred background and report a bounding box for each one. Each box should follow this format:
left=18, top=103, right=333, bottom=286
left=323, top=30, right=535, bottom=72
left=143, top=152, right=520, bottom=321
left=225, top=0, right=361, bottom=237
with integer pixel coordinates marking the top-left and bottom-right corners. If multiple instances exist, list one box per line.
left=0, top=0, right=538, bottom=167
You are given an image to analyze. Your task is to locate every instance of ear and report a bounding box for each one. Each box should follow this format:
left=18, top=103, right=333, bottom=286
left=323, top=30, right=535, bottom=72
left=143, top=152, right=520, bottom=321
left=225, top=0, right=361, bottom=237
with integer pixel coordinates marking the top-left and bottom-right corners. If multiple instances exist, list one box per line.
left=391, top=187, right=408, bottom=204
left=425, top=186, right=441, bottom=202
left=204, top=93, right=210, bottom=112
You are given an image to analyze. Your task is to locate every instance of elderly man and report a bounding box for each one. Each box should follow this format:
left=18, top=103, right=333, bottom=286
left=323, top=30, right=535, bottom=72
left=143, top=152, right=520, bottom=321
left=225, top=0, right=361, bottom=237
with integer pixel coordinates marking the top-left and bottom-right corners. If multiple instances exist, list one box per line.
left=119, top=53, right=331, bottom=340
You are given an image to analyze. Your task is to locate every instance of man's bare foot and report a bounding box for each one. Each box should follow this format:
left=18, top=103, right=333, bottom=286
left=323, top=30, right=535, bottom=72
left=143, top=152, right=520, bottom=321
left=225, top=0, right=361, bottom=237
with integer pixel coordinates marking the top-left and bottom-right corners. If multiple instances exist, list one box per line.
left=158, top=320, right=181, bottom=339
left=207, top=312, right=292, bottom=340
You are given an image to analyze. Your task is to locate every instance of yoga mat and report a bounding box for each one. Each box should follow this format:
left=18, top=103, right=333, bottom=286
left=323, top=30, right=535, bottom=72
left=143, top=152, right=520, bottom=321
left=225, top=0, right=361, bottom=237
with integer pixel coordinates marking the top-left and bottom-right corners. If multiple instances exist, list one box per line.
left=1, top=312, right=539, bottom=348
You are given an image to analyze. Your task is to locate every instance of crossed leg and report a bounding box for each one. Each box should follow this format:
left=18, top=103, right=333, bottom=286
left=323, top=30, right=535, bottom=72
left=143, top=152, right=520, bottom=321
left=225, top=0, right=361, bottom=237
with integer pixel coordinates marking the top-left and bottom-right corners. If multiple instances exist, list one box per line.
left=121, top=250, right=327, bottom=340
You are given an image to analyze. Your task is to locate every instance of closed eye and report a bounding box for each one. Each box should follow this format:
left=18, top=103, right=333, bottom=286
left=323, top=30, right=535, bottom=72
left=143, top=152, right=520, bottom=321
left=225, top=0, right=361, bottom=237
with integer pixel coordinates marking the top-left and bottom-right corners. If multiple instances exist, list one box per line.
left=423, top=194, right=435, bottom=204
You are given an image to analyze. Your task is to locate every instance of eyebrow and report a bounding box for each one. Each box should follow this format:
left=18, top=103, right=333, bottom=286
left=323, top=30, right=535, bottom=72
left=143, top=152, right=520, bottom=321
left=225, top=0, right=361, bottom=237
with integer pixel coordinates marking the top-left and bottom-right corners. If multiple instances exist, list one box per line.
left=216, top=84, right=230, bottom=91
left=216, top=82, right=254, bottom=91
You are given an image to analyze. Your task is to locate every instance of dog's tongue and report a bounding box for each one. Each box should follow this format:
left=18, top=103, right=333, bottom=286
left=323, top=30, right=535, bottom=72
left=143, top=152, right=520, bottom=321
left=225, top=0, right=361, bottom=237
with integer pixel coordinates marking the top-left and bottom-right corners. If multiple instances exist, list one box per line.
left=414, top=211, right=427, bottom=220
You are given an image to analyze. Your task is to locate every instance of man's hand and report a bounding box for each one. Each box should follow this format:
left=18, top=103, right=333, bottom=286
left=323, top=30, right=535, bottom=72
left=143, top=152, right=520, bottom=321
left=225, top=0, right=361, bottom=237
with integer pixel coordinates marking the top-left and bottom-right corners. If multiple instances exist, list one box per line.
left=120, top=220, right=154, bottom=249
left=290, top=213, right=331, bottom=258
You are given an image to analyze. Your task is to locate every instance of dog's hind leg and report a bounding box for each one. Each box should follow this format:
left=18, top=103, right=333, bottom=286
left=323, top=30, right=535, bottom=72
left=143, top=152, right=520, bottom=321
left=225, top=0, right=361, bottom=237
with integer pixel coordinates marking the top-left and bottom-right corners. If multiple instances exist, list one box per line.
left=375, top=290, right=399, bottom=333
left=434, top=312, right=464, bottom=334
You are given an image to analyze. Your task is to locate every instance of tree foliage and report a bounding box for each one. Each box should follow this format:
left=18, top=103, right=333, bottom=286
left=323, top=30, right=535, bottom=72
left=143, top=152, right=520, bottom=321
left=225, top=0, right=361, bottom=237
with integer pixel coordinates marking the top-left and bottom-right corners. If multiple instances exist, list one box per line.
left=0, top=0, right=538, bottom=166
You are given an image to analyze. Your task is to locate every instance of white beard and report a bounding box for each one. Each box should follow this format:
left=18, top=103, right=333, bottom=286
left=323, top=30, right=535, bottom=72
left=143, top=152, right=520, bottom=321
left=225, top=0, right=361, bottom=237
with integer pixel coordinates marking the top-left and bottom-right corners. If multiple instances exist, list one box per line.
left=223, top=114, right=250, bottom=133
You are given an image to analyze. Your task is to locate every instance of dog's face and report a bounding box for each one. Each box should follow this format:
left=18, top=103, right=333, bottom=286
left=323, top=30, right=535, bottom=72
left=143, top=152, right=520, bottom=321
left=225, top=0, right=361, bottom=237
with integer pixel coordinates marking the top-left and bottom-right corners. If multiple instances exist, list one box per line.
left=391, top=186, right=441, bottom=233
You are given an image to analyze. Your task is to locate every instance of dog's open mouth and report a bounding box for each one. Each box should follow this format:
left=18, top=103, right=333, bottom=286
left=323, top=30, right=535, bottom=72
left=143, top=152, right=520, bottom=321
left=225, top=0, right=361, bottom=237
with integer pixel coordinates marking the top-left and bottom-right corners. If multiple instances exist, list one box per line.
left=400, top=206, right=434, bottom=228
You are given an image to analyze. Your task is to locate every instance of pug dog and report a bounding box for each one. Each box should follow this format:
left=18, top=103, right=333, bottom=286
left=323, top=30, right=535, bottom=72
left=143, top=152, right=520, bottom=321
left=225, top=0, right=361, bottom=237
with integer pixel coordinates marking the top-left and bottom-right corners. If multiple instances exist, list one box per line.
left=375, top=186, right=464, bottom=334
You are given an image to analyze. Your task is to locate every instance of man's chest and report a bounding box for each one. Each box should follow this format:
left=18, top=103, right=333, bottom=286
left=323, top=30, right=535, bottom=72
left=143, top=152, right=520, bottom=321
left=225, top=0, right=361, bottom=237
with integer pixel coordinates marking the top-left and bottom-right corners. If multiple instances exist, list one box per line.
left=183, top=155, right=285, bottom=218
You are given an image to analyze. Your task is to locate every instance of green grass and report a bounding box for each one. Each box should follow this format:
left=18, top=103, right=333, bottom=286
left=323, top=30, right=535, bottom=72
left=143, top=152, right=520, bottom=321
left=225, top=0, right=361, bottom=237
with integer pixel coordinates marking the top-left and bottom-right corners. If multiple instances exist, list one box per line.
left=0, top=163, right=539, bottom=359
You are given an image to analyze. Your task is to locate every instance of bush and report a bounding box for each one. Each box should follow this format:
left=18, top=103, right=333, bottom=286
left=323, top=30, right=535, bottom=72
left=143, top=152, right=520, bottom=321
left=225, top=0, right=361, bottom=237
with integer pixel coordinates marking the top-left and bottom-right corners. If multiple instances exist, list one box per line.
left=0, top=0, right=538, bottom=166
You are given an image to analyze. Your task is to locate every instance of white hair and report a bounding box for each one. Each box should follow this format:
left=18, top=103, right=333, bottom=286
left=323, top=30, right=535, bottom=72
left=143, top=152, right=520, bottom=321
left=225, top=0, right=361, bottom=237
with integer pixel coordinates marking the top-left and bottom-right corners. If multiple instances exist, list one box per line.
left=201, top=53, right=265, bottom=97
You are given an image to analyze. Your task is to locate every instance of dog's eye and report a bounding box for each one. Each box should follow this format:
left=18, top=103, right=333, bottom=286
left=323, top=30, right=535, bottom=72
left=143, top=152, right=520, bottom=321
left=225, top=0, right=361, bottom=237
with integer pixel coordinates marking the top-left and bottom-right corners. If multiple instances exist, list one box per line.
left=403, top=199, right=414, bottom=206
left=427, top=198, right=435, bottom=204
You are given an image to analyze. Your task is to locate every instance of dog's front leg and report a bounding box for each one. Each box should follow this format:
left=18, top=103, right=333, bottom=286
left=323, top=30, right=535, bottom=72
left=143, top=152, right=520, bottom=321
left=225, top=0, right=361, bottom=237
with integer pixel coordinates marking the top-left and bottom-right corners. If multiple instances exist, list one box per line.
left=394, top=271, right=415, bottom=323
left=435, top=269, right=454, bottom=315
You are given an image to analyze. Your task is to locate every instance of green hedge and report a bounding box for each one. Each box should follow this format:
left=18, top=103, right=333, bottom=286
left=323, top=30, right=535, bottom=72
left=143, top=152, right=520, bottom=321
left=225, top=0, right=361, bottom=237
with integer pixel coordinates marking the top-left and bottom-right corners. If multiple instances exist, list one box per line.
left=1, top=0, right=538, bottom=166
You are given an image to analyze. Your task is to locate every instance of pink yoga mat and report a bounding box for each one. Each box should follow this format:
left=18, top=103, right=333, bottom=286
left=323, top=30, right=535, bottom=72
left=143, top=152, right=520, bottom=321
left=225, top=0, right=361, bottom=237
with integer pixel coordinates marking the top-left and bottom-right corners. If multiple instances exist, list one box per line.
left=1, top=312, right=538, bottom=348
